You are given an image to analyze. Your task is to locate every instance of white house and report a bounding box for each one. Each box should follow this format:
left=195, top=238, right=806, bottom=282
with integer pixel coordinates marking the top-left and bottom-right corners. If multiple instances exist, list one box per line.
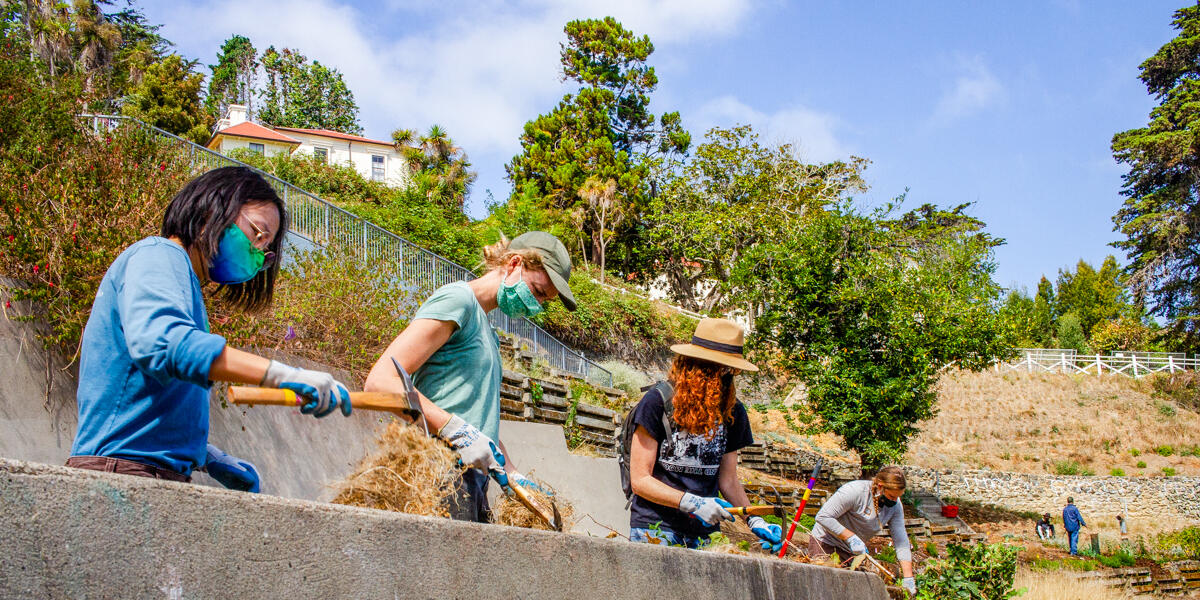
left=207, top=105, right=409, bottom=188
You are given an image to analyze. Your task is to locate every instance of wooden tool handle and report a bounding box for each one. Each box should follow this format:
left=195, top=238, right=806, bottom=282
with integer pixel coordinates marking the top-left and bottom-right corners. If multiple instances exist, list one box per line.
left=728, top=506, right=781, bottom=517
left=228, top=386, right=412, bottom=416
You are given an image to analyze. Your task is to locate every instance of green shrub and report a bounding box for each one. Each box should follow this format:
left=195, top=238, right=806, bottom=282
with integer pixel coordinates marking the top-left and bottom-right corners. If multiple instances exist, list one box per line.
left=1150, top=371, right=1200, bottom=413
left=1096, top=550, right=1136, bottom=568
left=915, top=542, right=1019, bottom=600
left=1137, top=460, right=1147, bottom=469
left=600, top=359, right=650, bottom=400
left=925, top=541, right=939, bottom=558
left=1129, top=448, right=1141, bottom=457
left=1157, top=401, right=1178, bottom=417
left=1154, top=445, right=1175, bottom=456
left=1154, top=526, right=1200, bottom=560
left=0, top=46, right=196, bottom=352
left=876, top=545, right=898, bottom=564
left=1182, top=445, right=1200, bottom=457
left=211, top=247, right=423, bottom=382
left=535, top=268, right=693, bottom=363
left=1053, top=460, right=1082, bottom=475
left=1162, top=467, right=1177, bottom=476
left=1109, top=468, right=1125, bottom=477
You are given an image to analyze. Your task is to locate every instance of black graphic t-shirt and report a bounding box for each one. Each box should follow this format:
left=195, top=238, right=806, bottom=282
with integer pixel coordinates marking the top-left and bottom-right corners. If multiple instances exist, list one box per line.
left=628, top=385, right=754, bottom=537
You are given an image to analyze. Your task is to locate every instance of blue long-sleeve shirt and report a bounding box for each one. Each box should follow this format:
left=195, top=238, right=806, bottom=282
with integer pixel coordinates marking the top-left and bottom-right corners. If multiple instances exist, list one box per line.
left=1062, top=504, right=1086, bottom=532
left=70, top=237, right=227, bottom=475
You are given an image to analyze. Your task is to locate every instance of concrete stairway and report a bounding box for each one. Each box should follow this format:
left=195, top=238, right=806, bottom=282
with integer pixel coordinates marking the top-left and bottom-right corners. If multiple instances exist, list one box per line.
left=911, top=489, right=975, bottom=535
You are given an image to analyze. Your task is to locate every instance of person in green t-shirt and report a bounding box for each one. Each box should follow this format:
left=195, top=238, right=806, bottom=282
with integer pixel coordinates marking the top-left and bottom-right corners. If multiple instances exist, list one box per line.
left=365, top=231, right=577, bottom=522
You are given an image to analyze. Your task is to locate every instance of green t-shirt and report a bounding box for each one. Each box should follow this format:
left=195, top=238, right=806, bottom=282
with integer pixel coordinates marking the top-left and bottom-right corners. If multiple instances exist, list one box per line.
left=411, top=281, right=501, bottom=441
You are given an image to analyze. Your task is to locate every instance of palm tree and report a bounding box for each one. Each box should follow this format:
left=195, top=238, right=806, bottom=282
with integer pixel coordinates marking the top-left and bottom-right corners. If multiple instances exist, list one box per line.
left=22, top=0, right=72, bottom=80
left=391, top=124, right=477, bottom=211
left=71, top=0, right=121, bottom=94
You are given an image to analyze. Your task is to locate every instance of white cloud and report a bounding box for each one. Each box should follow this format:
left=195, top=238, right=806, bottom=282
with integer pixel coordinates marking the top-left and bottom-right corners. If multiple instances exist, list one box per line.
left=143, top=0, right=753, bottom=153
left=930, top=57, right=1004, bottom=125
left=691, top=95, right=851, bottom=163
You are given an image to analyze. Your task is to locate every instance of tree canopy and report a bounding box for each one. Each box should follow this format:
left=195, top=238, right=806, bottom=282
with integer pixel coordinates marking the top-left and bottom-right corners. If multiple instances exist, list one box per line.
left=1111, top=4, right=1200, bottom=350
left=258, top=45, right=362, bottom=135
left=206, top=34, right=257, bottom=120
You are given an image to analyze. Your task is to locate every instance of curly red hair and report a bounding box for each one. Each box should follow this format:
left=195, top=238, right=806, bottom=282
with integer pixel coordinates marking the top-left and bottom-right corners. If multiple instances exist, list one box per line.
left=668, top=355, right=737, bottom=436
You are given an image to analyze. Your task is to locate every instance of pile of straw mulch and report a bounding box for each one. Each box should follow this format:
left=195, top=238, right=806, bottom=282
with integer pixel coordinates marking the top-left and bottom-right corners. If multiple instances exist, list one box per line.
left=332, top=421, right=461, bottom=517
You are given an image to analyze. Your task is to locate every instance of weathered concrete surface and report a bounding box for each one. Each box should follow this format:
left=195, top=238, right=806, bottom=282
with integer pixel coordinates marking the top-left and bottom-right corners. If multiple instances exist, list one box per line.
left=496, top=420, right=630, bottom=537
left=0, top=458, right=888, bottom=600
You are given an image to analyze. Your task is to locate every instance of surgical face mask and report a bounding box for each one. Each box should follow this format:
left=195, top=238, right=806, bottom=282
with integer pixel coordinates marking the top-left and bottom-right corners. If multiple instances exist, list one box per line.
left=497, top=265, right=543, bottom=318
left=878, top=495, right=898, bottom=508
left=208, top=225, right=266, bottom=285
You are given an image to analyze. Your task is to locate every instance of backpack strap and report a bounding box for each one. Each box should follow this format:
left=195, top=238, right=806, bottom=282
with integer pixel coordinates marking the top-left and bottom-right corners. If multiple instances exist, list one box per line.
left=654, top=380, right=675, bottom=437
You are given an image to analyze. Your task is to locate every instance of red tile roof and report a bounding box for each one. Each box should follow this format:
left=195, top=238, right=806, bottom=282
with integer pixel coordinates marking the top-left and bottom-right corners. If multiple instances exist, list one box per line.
left=208, top=122, right=302, bottom=146
left=274, top=127, right=393, bottom=147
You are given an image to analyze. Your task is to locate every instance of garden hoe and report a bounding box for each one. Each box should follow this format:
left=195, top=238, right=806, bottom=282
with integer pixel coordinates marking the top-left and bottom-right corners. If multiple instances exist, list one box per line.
left=779, top=458, right=824, bottom=557
left=726, top=505, right=788, bottom=518
left=228, top=387, right=424, bottom=422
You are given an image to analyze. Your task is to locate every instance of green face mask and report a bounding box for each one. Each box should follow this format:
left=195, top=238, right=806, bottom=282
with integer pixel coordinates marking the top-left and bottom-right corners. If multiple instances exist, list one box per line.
left=497, top=267, right=543, bottom=318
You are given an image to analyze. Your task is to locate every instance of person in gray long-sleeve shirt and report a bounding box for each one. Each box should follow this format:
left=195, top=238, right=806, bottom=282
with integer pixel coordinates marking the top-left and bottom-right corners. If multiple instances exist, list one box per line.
left=810, top=466, right=916, bottom=594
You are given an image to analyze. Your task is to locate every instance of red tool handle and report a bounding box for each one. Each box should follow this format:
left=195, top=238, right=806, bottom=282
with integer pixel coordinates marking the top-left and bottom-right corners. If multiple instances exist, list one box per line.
left=779, top=459, right=823, bottom=558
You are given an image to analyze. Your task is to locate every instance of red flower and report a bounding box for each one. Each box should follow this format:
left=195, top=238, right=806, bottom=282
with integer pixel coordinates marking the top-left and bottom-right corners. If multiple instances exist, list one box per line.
left=47, top=282, right=54, bottom=288
left=32, top=265, right=38, bottom=274
left=158, top=163, right=166, bottom=171
left=6, top=235, right=12, bottom=242
left=4, top=301, right=10, bottom=310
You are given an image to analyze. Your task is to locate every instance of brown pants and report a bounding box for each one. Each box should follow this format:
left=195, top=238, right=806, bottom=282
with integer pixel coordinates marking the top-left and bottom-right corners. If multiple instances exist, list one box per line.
left=807, top=535, right=840, bottom=558
left=66, top=456, right=190, bottom=483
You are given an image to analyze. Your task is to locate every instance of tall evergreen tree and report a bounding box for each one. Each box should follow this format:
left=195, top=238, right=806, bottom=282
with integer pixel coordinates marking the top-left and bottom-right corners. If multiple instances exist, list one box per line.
left=1112, top=4, right=1200, bottom=349
left=206, top=34, right=257, bottom=120
left=121, top=53, right=209, bottom=143
left=504, top=17, right=689, bottom=271
left=258, top=46, right=361, bottom=135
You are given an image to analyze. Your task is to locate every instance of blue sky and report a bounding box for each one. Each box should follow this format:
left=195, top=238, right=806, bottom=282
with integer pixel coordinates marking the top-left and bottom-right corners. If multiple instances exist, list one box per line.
left=140, top=0, right=1180, bottom=291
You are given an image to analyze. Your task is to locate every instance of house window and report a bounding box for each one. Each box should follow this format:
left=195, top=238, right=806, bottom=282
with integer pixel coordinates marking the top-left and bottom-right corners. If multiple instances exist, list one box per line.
left=313, top=147, right=329, bottom=163
left=371, top=155, right=385, bottom=181
left=249, top=142, right=264, bottom=155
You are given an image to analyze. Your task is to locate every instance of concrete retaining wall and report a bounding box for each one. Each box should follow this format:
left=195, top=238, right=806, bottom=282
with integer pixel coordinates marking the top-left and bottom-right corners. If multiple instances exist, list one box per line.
left=0, top=458, right=888, bottom=600
left=905, top=466, right=1200, bottom=525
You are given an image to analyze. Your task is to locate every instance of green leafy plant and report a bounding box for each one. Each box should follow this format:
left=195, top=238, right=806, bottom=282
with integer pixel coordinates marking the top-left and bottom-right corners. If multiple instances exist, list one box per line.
left=925, top=541, right=939, bottom=558
left=876, top=545, right=898, bottom=564
left=1162, top=467, right=1177, bottom=476
left=1053, top=460, right=1083, bottom=475
left=1109, top=468, right=1125, bottom=477
left=1129, top=448, right=1141, bottom=457
left=1154, top=445, right=1175, bottom=456
left=1137, top=460, right=1147, bottom=469
left=529, top=381, right=544, bottom=406
left=914, top=542, right=1020, bottom=599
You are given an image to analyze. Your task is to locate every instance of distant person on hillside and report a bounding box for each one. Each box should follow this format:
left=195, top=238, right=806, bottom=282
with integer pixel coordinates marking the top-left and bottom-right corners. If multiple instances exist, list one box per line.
left=810, top=467, right=917, bottom=596
left=1036, top=513, right=1055, bottom=540
left=1062, top=497, right=1087, bottom=555
left=69, top=167, right=352, bottom=491
left=625, top=318, right=783, bottom=554
left=1117, top=514, right=1127, bottom=538
left=364, top=232, right=576, bottom=522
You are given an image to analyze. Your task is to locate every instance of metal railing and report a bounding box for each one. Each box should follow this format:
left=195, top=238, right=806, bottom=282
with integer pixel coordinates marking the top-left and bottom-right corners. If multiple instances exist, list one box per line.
left=82, top=114, right=612, bottom=386
left=1000, top=348, right=1200, bottom=378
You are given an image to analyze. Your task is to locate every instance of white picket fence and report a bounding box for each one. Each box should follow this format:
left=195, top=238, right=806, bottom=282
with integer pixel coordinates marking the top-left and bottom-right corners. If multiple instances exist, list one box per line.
left=997, top=348, right=1200, bottom=378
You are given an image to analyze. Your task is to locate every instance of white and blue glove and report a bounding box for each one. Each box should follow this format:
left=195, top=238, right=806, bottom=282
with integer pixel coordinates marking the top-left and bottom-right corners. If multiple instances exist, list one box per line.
left=438, top=414, right=506, bottom=473
left=748, top=516, right=783, bottom=553
left=262, top=360, right=351, bottom=418
left=846, top=533, right=868, bottom=554
left=902, top=577, right=916, bottom=595
left=679, top=492, right=734, bottom=526
left=204, top=444, right=260, bottom=493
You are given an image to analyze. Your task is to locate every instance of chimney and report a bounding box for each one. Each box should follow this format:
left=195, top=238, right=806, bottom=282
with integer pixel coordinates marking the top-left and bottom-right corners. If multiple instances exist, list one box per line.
left=227, top=104, right=249, bottom=125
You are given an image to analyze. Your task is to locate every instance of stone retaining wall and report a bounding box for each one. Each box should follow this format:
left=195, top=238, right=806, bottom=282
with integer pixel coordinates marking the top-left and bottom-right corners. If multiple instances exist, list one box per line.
left=905, top=466, right=1200, bottom=524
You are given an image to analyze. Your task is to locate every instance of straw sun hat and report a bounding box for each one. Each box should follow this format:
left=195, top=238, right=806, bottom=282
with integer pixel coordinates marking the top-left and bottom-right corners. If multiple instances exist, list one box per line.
left=670, top=318, right=759, bottom=372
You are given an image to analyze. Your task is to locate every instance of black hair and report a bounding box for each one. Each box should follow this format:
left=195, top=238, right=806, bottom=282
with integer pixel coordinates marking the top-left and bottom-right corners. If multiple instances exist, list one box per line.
left=161, top=166, right=287, bottom=312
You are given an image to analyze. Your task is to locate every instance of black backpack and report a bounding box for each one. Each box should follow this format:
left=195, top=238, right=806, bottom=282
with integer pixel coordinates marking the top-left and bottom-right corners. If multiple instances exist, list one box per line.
left=618, top=380, right=675, bottom=509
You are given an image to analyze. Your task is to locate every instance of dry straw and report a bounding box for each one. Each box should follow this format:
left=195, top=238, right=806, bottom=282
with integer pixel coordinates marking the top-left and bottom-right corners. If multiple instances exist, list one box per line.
left=492, top=477, right=575, bottom=531
left=332, top=421, right=462, bottom=517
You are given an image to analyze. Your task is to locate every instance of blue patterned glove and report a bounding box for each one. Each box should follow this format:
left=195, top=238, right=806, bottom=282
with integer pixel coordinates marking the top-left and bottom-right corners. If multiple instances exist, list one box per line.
left=204, top=444, right=260, bottom=493
left=748, top=516, right=783, bottom=553
left=262, top=360, right=351, bottom=418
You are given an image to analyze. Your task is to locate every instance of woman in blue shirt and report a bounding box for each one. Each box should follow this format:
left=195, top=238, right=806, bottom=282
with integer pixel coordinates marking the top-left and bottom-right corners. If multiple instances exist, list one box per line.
left=68, top=166, right=352, bottom=491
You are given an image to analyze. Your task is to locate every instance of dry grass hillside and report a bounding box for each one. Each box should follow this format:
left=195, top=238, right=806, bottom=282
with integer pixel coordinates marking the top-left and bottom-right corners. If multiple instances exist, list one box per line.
left=907, top=370, right=1200, bottom=476
left=745, top=370, right=1200, bottom=477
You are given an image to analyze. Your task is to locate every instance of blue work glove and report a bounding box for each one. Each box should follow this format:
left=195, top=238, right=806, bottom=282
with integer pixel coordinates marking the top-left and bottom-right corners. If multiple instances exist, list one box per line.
left=846, top=533, right=868, bottom=554
left=204, top=444, right=260, bottom=493
left=438, top=414, right=506, bottom=473
left=902, top=577, right=916, bottom=595
left=679, top=492, right=734, bottom=526
left=748, top=516, right=783, bottom=553
left=261, top=360, right=351, bottom=418
left=509, top=471, right=550, bottom=495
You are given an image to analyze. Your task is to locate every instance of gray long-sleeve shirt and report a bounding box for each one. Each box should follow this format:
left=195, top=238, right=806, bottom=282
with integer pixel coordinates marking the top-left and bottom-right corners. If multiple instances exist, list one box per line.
left=810, top=479, right=912, bottom=562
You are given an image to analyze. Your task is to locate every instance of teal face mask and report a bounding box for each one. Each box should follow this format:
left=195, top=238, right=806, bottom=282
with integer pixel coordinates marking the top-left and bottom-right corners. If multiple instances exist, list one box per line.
left=208, top=225, right=265, bottom=285
left=497, top=267, right=543, bottom=318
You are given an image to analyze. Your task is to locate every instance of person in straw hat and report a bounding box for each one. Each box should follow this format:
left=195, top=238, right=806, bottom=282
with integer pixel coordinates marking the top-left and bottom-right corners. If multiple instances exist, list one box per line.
left=627, top=318, right=782, bottom=551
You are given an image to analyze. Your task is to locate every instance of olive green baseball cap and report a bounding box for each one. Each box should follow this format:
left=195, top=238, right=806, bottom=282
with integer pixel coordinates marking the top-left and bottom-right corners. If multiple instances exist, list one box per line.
left=511, top=231, right=576, bottom=311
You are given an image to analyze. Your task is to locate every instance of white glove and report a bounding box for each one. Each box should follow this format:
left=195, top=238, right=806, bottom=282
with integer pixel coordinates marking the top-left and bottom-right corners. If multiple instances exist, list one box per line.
left=438, top=415, right=504, bottom=472
left=846, top=534, right=868, bottom=554
left=261, top=360, right=351, bottom=418
left=902, top=577, right=916, bottom=594
left=678, top=492, right=734, bottom=526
